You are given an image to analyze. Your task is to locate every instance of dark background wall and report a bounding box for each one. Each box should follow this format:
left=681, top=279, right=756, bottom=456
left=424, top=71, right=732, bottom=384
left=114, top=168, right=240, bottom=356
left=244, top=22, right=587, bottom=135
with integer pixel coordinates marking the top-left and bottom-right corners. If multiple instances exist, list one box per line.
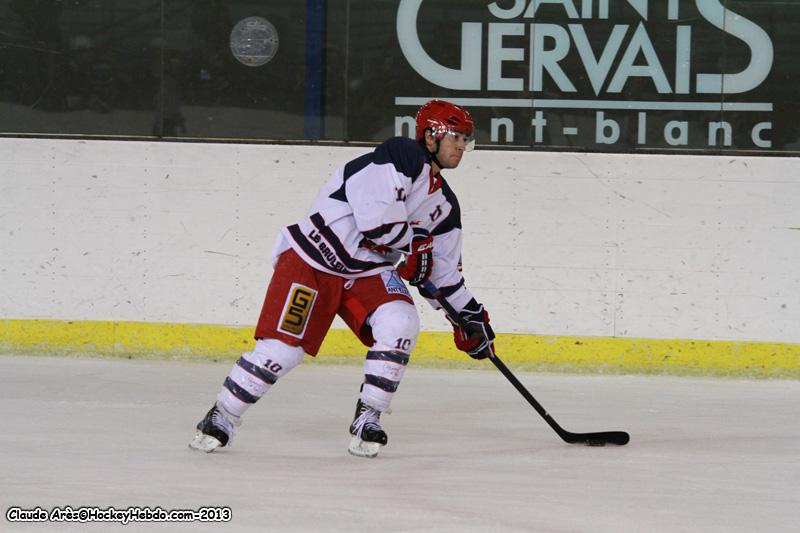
left=0, top=0, right=797, bottom=155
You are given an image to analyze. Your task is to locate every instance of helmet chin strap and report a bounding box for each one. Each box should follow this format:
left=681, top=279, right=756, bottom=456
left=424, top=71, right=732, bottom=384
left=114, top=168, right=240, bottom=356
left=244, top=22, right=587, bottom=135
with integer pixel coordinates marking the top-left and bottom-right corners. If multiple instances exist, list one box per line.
left=428, top=137, right=444, bottom=171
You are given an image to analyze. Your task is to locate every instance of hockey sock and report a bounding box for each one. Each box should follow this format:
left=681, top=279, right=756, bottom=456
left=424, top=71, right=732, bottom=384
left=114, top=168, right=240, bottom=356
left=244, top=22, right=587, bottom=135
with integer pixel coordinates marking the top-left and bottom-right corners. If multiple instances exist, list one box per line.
left=360, top=350, right=410, bottom=411
left=216, top=338, right=304, bottom=419
left=360, top=301, right=418, bottom=411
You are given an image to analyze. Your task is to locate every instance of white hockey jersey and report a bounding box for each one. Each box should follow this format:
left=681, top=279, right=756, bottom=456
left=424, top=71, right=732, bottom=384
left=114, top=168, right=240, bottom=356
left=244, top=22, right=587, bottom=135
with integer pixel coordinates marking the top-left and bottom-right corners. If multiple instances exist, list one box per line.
left=273, top=136, right=474, bottom=310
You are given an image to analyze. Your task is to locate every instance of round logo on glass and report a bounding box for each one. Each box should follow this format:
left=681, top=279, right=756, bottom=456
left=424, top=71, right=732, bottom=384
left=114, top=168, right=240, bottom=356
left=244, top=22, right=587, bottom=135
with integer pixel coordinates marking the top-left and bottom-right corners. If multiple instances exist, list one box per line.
left=230, top=17, right=279, bottom=67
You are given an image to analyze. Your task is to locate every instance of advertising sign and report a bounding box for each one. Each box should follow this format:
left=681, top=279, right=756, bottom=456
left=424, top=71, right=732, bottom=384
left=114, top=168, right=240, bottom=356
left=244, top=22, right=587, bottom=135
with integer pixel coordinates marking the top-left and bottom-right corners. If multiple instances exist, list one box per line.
left=346, top=0, right=798, bottom=153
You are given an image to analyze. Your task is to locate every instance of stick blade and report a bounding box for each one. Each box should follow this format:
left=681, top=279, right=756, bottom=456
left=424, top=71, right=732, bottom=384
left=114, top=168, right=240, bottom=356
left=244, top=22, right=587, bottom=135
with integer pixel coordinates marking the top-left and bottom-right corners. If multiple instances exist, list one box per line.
left=563, top=431, right=630, bottom=446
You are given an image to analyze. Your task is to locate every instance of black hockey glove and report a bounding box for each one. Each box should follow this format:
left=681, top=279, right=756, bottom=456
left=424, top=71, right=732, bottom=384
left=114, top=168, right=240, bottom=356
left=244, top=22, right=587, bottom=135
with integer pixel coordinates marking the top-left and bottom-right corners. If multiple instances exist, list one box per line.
left=447, top=299, right=495, bottom=359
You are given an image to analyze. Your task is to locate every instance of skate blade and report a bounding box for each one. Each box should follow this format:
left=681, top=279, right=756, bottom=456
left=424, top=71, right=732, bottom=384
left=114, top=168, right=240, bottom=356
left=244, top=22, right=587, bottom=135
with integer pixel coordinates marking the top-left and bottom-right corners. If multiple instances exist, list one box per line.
left=347, top=436, right=382, bottom=458
left=188, top=431, right=223, bottom=453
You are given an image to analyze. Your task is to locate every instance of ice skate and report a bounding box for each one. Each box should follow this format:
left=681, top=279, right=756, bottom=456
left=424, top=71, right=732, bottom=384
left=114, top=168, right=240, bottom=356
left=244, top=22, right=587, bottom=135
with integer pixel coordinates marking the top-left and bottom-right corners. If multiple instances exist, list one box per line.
left=348, top=399, right=388, bottom=458
left=189, top=403, right=238, bottom=453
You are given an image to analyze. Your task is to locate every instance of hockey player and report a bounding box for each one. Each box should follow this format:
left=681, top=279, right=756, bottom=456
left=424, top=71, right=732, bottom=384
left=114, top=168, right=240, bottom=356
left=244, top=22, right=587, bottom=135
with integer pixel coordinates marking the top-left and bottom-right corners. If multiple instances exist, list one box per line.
left=189, top=99, right=495, bottom=458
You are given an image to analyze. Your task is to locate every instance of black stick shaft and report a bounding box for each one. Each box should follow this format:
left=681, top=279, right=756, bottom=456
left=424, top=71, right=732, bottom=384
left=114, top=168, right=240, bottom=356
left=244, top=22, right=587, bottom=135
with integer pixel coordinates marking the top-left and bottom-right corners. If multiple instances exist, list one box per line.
left=488, top=355, right=570, bottom=437
left=421, top=280, right=629, bottom=446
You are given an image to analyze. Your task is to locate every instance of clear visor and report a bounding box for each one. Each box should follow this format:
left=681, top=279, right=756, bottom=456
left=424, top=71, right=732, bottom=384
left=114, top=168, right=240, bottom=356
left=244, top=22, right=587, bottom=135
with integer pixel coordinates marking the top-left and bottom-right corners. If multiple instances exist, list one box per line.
left=439, top=129, right=475, bottom=151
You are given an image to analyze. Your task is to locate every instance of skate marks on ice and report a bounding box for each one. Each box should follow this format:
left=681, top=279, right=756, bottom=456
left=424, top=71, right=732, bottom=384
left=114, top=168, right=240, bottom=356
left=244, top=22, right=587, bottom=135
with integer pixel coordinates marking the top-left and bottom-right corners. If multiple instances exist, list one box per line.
left=1, top=355, right=798, bottom=533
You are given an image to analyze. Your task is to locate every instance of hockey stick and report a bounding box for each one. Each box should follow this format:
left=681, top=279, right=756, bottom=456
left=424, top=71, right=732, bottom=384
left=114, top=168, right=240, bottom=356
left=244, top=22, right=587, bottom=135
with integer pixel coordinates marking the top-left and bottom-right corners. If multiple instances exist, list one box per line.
left=420, top=280, right=630, bottom=446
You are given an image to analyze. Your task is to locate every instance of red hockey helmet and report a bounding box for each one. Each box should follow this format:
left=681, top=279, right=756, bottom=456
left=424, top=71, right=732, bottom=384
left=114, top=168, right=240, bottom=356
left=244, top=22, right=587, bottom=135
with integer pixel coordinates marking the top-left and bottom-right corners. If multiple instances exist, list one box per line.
left=415, top=99, right=475, bottom=150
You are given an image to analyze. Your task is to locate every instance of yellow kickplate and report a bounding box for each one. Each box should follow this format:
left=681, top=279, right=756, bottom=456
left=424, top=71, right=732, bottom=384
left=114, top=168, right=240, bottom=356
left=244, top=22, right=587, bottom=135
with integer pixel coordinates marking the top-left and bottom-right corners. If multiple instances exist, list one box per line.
left=1, top=318, right=798, bottom=378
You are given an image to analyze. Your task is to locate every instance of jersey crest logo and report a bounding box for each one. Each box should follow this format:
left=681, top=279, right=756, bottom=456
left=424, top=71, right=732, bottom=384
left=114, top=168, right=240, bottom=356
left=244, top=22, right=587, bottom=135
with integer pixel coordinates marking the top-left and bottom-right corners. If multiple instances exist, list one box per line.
left=278, top=283, right=317, bottom=338
left=382, top=270, right=411, bottom=297
left=428, top=170, right=443, bottom=194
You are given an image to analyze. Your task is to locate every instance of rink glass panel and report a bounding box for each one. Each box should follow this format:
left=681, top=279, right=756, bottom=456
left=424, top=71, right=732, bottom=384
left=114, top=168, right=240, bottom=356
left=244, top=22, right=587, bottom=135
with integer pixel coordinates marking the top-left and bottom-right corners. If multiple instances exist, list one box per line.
left=0, top=0, right=798, bottom=154
left=0, top=0, right=160, bottom=136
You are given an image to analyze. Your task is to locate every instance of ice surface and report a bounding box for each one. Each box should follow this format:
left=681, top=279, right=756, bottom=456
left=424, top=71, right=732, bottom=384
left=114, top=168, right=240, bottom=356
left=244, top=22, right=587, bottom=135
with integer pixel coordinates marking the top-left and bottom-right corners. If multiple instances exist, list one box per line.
left=2, top=355, right=798, bottom=532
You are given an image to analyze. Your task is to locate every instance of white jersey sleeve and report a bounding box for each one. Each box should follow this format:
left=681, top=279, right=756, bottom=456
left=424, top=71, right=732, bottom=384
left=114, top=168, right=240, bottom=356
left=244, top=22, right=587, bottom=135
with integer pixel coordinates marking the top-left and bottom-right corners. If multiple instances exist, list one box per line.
left=275, top=136, right=479, bottom=314
left=278, top=137, right=426, bottom=277
left=419, top=178, right=475, bottom=313
left=344, top=157, right=412, bottom=252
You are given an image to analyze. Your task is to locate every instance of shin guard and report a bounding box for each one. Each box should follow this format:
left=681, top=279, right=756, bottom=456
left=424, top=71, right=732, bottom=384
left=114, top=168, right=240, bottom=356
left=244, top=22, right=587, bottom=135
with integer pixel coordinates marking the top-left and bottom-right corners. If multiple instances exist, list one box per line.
left=216, top=338, right=304, bottom=419
left=359, top=301, right=418, bottom=411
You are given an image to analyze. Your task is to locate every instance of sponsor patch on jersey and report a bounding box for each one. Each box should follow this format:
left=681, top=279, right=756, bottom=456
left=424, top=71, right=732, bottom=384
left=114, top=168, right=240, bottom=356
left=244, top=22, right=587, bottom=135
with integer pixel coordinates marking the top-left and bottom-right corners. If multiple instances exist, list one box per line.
left=278, top=283, right=318, bottom=338
left=381, top=270, right=411, bottom=297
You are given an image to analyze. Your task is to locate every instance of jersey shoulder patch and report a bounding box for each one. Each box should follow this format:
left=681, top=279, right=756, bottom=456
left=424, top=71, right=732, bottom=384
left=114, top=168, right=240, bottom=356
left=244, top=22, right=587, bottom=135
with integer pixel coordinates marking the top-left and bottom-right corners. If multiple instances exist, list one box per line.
left=373, top=137, right=427, bottom=180
left=343, top=151, right=374, bottom=181
left=331, top=151, right=375, bottom=202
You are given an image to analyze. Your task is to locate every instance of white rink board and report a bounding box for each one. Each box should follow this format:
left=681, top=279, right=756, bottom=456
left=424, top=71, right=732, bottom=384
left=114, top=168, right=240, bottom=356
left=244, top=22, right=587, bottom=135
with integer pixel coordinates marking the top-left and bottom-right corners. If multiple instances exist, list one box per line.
left=1, top=138, right=799, bottom=342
